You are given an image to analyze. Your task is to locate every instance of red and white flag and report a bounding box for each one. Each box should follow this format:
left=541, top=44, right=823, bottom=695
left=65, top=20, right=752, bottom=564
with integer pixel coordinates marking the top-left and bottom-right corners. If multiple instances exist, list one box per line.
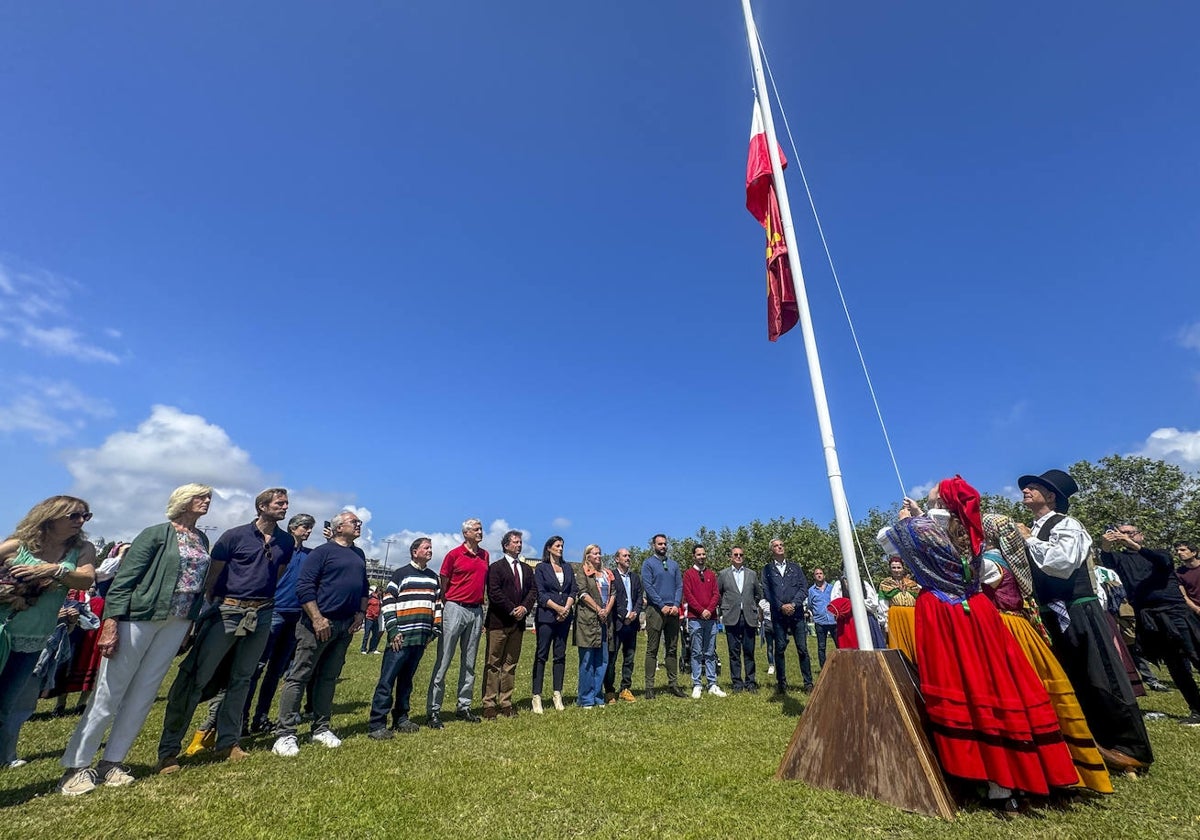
left=746, top=101, right=798, bottom=342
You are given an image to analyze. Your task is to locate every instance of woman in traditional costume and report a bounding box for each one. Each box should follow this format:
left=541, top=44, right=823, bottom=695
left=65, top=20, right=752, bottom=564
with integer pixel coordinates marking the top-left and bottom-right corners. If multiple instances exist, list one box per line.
left=879, top=476, right=1078, bottom=810
left=877, top=557, right=920, bottom=663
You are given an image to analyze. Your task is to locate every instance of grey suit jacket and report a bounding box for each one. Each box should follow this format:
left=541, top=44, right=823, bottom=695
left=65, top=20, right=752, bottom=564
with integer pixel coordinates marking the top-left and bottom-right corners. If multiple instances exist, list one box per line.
left=717, top=566, right=763, bottom=627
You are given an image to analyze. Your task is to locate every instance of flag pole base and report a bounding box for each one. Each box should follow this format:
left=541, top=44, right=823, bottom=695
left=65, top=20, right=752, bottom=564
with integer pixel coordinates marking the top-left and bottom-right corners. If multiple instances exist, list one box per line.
left=776, top=648, right=956, bottom=820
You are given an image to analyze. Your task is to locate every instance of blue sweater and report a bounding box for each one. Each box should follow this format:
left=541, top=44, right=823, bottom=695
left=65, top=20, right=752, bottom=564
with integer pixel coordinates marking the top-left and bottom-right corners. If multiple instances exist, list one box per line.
left=296, top=542, right=370, bottom=621
left=273, top=545, right=309, bottom=613
left=642, top=555, right=682, bottom=609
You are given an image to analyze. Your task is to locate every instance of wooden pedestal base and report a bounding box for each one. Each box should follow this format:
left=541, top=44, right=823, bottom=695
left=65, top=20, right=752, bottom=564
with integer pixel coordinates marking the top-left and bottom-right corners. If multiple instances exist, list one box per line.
left=776, top=647, right=956, bottom=820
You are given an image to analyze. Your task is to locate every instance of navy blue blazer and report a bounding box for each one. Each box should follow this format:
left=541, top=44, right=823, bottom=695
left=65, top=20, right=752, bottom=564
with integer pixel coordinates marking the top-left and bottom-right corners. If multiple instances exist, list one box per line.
left=611, top=567, right=643, bottom=628
left=762, top=561, right=809, bottom=622
left=534, top=560, right=576, bottom=625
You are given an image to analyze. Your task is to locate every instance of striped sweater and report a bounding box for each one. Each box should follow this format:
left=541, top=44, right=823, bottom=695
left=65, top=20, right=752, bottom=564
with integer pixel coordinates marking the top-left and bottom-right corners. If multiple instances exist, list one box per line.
left=381, top=563, right=443, bottom=648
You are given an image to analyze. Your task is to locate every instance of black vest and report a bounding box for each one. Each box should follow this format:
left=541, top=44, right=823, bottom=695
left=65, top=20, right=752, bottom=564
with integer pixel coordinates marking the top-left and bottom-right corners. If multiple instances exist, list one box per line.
left=1028, top=514, right=1096, bottom=603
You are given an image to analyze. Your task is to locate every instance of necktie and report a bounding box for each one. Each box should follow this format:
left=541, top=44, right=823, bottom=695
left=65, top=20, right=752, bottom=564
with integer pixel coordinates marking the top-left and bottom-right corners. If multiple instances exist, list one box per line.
left=512, top=560, right=522, bottom=600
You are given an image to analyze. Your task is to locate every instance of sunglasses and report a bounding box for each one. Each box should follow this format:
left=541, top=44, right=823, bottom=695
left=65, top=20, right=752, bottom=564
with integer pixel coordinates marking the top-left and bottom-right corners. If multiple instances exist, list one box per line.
left=66, top=511, right=93, bottom=523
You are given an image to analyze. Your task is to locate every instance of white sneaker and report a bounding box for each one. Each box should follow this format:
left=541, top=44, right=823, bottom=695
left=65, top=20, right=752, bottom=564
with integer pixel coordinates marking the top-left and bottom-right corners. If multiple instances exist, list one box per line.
left=5, top=759, right=27, bottom=769
left=272, top=735, right=300, bottom=757
left=531, top=695, right=543, bottom=714
left=708, top=685, right=727, bottom=698
left=98, top=762, right=136, bottom=786
left=691, top=685, right=702, bottom=699
left=58, top=768, right=97, bottom=796
left=312, top=730, right=342, bottom=749
left=767, top=665, right=775, bottom=675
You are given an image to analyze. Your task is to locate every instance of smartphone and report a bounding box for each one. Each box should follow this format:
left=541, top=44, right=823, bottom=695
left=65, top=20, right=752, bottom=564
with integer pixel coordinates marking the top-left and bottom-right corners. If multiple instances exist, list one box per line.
left=323, top=520, right=332, bottom=531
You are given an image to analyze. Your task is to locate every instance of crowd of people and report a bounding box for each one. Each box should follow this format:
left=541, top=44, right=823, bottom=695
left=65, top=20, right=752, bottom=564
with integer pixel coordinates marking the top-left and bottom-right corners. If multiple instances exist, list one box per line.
left=0, top=469, right=1196, bottom=813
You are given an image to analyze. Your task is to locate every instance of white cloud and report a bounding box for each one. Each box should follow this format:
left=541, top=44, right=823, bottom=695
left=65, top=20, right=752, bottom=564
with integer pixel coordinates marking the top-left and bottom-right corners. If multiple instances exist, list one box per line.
left=0, top=256, right=121, bottom=364
left=1179, top=322, right=1200, bottom=353
left=0, top=379, right=113, bottom=443
left=551, top=516, right=572, bottom=529
left=1133, top=427, right=1200, bottom=470
left=907, top=480, right=935, bottom=500
left=19, top=325, right=120, bottom=363
left=995, top=484, right=1023, bottom=501
left=377, top=519, right=531, bottom=573
left=59, top=405, right=535, bottom=567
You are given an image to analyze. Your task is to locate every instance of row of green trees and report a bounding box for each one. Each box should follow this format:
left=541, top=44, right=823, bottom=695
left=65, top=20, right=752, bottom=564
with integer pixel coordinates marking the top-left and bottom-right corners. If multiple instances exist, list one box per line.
left=612, top=456, right=1199, bottom=585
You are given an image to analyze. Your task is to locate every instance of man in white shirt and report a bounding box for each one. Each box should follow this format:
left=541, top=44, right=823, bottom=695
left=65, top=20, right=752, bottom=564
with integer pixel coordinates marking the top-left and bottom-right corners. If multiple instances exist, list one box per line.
left=1015, top=469, right=1153, bottom=772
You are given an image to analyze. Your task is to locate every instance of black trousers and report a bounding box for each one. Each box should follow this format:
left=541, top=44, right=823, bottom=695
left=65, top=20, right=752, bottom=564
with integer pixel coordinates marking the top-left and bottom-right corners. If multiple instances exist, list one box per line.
left=725, top=618, right=757, bottom=689
left=604, top=621, right=638, bottom=693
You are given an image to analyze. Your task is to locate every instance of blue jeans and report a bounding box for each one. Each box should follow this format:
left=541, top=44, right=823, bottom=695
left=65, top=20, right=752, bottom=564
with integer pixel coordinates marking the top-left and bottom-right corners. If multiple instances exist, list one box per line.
left=0, top=651, right=41, bottom=763
left=360, top=618, right=382, bottom=653
left=813, top=621, right=838, bottom=668
left=688, top=619, right=718, bottom=687
left=577, top=636, right=608, bottom=706
left=370, top=643, right=429, bottom=729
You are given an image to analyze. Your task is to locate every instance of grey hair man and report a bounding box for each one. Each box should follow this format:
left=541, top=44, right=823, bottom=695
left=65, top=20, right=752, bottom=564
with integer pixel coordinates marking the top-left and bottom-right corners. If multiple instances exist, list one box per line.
left=425, top=518, right=489, bottom=728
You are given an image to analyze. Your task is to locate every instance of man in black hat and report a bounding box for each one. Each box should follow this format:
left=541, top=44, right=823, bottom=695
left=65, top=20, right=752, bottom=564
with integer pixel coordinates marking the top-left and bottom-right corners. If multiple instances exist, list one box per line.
left=1015, top=469, right=1154, bottom=772
left=1100, top=523, right=1200, bottom=726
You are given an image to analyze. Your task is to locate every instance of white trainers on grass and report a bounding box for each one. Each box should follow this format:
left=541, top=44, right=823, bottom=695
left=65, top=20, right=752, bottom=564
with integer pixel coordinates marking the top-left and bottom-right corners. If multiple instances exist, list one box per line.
left=312, top=730, right=342, bottom=749
left=272, top=735, right=300, bottom=757
left=708, top=685, right=727, bottom=697
left=691, top=685, right=702, bottom=699
left=58, top=768, right=97, bottom=796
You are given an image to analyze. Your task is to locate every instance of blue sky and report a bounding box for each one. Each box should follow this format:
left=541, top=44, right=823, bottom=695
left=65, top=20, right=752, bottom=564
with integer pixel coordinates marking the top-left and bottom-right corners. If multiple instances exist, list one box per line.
left=2, top=2, right=1197, bottom=565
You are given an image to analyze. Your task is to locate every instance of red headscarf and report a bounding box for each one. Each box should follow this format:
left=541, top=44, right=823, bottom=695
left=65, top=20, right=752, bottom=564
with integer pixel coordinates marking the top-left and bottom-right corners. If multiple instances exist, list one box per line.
left=937, top=475, right=984, bottom=557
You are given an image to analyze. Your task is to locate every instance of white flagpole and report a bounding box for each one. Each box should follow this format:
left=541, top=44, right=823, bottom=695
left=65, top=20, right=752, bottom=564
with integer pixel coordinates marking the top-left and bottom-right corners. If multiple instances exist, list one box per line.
left=741, top=0, right=873, bottom=650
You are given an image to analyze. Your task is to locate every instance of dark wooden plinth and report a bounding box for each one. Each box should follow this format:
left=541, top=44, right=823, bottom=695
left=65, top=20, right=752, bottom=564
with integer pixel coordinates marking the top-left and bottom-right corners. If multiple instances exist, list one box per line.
left=776, top=647, right=956, bottom=820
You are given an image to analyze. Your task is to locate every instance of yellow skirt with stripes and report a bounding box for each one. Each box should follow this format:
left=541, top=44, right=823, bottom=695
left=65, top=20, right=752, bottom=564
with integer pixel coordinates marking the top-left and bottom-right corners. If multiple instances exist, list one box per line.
left=998, top=611, right=1114, bottom=794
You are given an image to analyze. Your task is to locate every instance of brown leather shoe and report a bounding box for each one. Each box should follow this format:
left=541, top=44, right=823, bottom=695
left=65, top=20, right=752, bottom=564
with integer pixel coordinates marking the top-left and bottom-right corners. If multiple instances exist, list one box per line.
left=501, top=706, right=517, bottom=718
left=604, top=692, right=616, bottom=705
left=619, top=689, right=637, bottom=703
left=482, top=707, right=499, bottom=721
left=216, top=745, right=250, bottom=762
left=156, top=757, right=181, bottom=775
left=1097, top=746, right=1146, bottom=773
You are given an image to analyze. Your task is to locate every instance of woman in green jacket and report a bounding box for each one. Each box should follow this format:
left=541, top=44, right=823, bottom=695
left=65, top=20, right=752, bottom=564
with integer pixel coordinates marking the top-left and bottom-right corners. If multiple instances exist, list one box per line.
left=58, top=483, right=213, bottom=796
left=574, top=545, right=614, bottom=708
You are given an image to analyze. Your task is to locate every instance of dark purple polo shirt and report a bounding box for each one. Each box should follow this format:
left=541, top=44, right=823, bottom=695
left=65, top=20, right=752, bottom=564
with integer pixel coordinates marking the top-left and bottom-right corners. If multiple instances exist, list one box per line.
left=210, top=521, right=296, bottom=600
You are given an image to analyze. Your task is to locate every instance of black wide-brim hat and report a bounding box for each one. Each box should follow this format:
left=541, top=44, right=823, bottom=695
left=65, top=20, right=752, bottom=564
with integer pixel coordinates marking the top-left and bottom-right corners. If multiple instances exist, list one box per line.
left=1018, top=469, right=1079, bottom=513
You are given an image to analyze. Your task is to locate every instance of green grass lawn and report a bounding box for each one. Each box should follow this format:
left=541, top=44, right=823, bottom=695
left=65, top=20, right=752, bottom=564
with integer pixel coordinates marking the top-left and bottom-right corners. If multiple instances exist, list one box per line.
left=3, top=634, right=1199, bottom=839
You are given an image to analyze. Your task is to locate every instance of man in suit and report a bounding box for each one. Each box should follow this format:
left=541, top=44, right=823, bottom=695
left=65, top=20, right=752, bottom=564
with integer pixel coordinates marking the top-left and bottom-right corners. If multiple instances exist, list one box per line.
left=481, top=530, right=537, bottom=719
left=718, top=545, right=763, bottom=693
left=761, top=538, right=813, bottom=693
left=604, top=547, right=643, bottom=703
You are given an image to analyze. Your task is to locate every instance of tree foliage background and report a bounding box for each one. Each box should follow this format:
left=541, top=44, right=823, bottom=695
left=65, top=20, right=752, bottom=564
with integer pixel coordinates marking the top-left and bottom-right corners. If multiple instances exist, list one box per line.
left=612, top=456, right=1199, bottom=583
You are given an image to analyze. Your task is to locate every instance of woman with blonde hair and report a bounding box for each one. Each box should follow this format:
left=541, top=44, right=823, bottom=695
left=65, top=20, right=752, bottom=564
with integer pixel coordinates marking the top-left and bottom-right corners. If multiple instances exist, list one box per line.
left=0, top=496, right=97, bottom=768
left=57, top=484, right=213, bottom=795
left=574, top=544, right=614, bottom=708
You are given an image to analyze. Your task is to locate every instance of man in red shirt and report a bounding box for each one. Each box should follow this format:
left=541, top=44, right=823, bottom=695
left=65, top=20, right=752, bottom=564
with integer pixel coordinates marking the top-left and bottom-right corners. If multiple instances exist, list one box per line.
left=683, top=545, right=725, bottom=699
left=425, top=519, right=489, bottom=729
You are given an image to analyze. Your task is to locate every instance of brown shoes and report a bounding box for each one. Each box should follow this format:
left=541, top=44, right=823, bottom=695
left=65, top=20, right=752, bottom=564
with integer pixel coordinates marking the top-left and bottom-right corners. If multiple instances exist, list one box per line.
left=619, top=689, right=637, bottom=703
left=216, top=745, right=250, bottom=762
left=156, top=757, right=180, bottom=775
left=482, top=707, right=499, bottom=721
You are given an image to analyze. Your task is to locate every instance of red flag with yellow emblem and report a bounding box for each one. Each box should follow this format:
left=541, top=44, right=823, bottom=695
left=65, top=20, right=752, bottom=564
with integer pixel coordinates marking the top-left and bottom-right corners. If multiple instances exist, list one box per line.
left=746, top=101, right=798, bottom=342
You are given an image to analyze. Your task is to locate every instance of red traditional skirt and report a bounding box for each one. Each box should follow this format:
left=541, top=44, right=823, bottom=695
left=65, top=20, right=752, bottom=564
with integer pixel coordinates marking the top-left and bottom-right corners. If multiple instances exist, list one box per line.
left=915, top=591, right=1078, bottom=795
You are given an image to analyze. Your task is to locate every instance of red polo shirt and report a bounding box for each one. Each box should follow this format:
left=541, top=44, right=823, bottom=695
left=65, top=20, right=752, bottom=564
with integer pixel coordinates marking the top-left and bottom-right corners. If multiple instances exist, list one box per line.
left=441, top=543, right=489, bottom=605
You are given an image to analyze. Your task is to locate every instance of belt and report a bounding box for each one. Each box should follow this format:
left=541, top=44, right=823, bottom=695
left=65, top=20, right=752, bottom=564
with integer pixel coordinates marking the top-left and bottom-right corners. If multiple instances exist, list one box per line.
left=222, top=597, right=272, bottom=609
left=452, top=601, right=483, bottom=608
